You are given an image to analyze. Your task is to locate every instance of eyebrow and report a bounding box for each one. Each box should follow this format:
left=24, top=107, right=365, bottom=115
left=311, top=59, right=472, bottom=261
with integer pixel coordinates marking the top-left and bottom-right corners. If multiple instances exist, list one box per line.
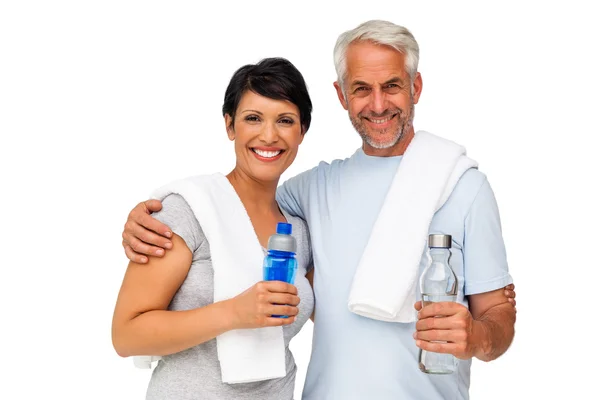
left=240, top=109, right=299, bottom=118
left=351, top=77, right=405, bottom=87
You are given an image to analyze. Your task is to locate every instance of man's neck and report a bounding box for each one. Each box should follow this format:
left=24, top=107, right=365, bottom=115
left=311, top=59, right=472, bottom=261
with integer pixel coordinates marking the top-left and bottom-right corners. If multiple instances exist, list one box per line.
left=363, top=128, right=415, bottom=157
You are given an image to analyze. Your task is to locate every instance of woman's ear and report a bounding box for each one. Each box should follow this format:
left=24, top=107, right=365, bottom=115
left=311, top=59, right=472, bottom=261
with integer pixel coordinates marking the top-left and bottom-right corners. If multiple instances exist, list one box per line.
left=224, top=114, right=234, bottom=141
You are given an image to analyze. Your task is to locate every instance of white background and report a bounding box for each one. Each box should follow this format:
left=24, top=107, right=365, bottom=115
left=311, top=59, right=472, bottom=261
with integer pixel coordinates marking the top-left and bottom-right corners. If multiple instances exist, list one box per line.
left=1, top=1, right=598, bottom=399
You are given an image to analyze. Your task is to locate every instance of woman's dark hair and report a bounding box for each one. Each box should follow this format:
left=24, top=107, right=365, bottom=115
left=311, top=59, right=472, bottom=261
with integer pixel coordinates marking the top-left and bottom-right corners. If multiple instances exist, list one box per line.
left=222, top=57, right=312, bottom=134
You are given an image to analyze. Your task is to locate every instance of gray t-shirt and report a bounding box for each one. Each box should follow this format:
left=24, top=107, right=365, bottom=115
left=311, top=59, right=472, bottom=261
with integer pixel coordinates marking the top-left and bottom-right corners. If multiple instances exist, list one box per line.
left=146, top=194, right=314, bottom=400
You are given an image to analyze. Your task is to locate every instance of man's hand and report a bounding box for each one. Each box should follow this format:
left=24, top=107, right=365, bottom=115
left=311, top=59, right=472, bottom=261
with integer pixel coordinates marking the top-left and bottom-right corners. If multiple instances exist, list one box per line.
left=413, top=301, right=477, bottom=359
left=122, top=200, right=173, bottom=263
left=414, top=284, right=517, bottom=361
left=504, top=283, right=517, bottom=311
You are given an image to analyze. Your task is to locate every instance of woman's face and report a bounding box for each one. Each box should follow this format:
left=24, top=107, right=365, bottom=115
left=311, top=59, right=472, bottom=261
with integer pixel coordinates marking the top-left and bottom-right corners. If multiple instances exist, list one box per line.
left=226, top=91, right=304, bottom=183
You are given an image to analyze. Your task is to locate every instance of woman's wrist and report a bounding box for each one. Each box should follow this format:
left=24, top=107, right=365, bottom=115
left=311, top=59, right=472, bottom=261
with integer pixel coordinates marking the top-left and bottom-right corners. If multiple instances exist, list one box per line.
left=217, top=299, right=240, bottom=331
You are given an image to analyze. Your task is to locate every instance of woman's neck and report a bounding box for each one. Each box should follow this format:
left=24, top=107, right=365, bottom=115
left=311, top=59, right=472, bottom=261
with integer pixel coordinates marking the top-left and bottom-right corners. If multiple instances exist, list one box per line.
left=226, top=168, right=280, bottom=216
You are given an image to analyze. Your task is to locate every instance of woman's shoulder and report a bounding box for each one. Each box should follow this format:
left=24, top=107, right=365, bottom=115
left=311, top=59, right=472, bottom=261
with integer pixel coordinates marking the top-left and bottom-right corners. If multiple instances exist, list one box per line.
left=154, top=193, right=208, bottom=254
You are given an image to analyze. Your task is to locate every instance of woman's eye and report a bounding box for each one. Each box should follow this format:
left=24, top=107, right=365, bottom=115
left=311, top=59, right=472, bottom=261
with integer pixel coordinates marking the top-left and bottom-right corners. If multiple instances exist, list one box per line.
left=279, top=118, right=294, bottom=125
left=245, top=115, right=260, bottom=122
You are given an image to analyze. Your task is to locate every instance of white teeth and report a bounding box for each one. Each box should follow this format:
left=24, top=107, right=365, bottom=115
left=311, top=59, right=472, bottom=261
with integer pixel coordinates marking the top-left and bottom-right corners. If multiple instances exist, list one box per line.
left=253, top=149, right=282, bottom=158
left=371, top=116, right=392, bottom=124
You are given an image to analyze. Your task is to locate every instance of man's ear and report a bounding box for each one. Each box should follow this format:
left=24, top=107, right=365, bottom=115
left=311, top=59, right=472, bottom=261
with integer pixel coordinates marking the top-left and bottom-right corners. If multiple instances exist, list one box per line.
left=225, top=114, right=234, bottom=140
left=333, top=81, right=348, bottom=110
left=412, top=72, right=423, bottom=104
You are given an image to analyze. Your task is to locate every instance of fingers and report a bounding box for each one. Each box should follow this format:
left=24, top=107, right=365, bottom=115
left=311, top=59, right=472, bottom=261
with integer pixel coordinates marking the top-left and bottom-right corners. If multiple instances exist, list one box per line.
left=125, top=219, right=172, bottom=250
left=414, top=328, right=467, bottom=344
left=128, top=201, right=172, bottom=238
left=416, top=315, right=468, bottom=332
left=264, top=316, right=297, bottom=327
left=418, top=302, right=465, bottom=319
left=123, top=229, right=167, bottom=257
left=414, top=301, right=423, bottom=311
left=123, top=242, right=148, bottom=264
left=266, top=304, right=299, bottom=318
left=508, top=298, right=517, bottom=312
left=136, top=212, right=173, bottom=240
left=504, top=284, right=517, bottom=310
left=414, top=339, right=461, bottom=356
left=259, top=281, right=298, bottom=295
left=144, top=199, right=164, bottom=213
left=122, top=201, right=173, bottom=259
left=268, top=293, right=301, bottom=307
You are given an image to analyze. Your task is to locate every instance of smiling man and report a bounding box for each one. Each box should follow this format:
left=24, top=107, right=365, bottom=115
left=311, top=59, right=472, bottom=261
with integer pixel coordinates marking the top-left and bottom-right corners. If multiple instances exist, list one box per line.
left=121, top=20, right=516, bottom=399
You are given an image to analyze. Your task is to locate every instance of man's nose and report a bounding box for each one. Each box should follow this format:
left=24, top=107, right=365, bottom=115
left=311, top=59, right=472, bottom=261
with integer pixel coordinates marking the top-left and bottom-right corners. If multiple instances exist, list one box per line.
left=369, top=88, right=388, bottom=115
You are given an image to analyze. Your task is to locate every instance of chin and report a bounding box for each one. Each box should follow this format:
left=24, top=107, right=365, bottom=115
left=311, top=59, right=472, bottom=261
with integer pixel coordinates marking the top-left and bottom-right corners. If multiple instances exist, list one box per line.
left=365, top=136, right=399, bottom=149
left=250, top=168, right=285, bottom=183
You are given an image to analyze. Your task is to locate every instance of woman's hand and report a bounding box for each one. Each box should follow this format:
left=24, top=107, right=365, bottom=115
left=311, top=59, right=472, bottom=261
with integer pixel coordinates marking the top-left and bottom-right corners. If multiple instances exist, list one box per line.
left=228, top=281, right=300, bottom=329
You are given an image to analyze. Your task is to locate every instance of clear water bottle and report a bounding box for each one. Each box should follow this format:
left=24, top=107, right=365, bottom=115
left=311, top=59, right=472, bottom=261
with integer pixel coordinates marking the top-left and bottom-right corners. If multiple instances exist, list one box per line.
left=263, top=222, right=298, bottom=317
left=418, top=233, right=458, bottom=374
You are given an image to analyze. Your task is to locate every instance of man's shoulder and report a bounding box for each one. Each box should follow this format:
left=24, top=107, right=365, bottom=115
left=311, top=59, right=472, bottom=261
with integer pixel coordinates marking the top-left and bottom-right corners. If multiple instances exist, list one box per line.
left=447, top=168, right=490, bottom=210
left=283, top=153, right=355, bottom=185
left=457, top=168, right=488, bottom=191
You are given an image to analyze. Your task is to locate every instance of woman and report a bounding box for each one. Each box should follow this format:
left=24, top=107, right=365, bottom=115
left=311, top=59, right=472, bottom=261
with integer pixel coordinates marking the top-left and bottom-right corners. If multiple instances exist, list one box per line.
left=112, top=57, right=314, bottom=399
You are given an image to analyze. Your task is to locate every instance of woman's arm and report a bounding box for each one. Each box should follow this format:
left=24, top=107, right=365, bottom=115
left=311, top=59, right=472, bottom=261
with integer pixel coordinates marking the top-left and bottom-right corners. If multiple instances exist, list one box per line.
left=112, top=233, right=301, bottom=357
left=111, top=234, right=235, bottom=357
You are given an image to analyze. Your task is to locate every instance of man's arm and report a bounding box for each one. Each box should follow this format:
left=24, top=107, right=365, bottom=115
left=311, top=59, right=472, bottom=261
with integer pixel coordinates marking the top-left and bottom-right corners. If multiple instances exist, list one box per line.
left=414, top=172, right=516, bottom=360
left=121, top=166, right=318, bottom=263
left=468, top=288, right=516, bottom=361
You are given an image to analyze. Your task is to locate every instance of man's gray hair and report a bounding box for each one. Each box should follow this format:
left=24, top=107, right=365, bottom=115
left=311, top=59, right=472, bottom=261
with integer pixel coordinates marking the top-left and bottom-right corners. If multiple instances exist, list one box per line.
left=334, top=20, right=420, bottom=90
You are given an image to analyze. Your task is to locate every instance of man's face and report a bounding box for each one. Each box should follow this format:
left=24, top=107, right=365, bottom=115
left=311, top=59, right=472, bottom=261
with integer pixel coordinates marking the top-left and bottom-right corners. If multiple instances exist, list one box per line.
left=334, top=41, right=422, bottom=153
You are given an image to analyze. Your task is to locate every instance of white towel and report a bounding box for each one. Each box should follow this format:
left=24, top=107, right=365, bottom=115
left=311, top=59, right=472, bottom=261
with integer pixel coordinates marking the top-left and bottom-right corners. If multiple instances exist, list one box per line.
left=347, top=131, right=478, bottom=323
left=132, top=173, right=286, bottom=383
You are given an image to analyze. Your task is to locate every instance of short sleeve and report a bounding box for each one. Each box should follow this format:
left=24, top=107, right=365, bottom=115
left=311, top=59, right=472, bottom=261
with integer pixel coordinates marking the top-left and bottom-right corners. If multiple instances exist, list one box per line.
left=276, top=168, right=317, bottom=220
left=463, top=178, right=513, bottom=295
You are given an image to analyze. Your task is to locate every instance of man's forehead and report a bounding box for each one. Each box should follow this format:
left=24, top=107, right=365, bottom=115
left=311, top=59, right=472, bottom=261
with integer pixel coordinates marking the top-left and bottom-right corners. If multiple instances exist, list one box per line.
left=347, top=69, right=406, bottom=87
left=346, top=42, right=407, bottom=83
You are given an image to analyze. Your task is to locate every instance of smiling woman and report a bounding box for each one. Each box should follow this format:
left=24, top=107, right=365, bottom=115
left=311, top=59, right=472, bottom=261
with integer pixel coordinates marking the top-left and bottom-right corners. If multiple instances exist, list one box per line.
left=226, top=92, right=305, bottom=182
left=111, top=57, right=315, bottom=400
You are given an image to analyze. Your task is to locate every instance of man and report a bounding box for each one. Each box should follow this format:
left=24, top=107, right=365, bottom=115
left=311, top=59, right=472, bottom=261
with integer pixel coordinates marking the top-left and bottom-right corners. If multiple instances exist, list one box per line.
left=121, top=20, right=516, bottom=399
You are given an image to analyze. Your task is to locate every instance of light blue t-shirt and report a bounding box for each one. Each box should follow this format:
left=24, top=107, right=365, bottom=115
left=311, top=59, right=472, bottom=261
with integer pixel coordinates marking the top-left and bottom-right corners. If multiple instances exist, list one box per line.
left=276, top=147, right=512, bottom=400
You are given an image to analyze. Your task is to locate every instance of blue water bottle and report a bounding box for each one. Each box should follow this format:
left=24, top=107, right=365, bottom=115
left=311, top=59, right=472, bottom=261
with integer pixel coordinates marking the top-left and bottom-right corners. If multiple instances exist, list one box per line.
left=263, top=222, right=298, bottom=317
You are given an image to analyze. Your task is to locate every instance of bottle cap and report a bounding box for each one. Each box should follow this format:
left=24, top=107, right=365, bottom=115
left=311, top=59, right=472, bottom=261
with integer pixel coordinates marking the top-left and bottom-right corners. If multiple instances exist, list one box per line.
left=268, top=222, right=297, bottom=253
left=276, top=222, right=292, bottom=235
left=428, top=234, right=452, bottom=249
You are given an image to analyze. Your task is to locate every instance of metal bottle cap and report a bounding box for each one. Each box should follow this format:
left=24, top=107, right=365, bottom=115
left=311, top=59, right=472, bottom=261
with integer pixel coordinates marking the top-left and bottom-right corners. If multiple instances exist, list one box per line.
left=428, top=234, right=452, bottom=248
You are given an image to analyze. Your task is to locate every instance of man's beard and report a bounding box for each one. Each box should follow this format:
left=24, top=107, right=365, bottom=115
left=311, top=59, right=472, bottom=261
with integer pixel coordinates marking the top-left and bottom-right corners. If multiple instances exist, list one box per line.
left=350, top=102, right=415, bottom=149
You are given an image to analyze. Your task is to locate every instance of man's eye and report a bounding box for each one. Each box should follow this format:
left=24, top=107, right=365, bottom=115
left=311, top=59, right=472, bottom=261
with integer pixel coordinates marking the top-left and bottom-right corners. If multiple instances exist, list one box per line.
left=384, top=84, right=401, bottom=94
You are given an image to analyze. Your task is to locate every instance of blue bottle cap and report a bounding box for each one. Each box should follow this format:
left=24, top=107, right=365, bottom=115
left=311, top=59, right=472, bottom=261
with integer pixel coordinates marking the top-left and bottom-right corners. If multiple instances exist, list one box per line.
left=276, top=222, right=292, bottom=235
